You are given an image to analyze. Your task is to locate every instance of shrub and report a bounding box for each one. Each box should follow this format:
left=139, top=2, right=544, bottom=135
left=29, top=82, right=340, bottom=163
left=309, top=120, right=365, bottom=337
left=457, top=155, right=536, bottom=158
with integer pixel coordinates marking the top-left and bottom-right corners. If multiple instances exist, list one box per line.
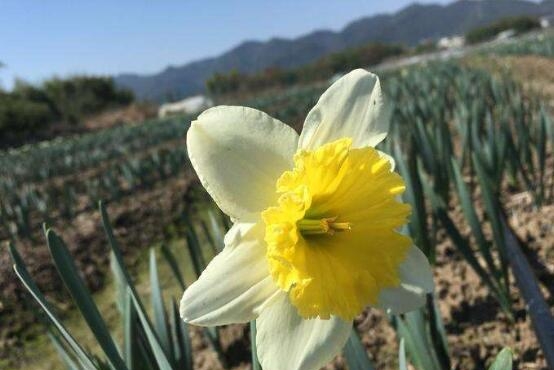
left=0, top=92, right=57, bottom=133
left=206, top=43, right=404, bottom=96
left=465, top=16, right=541, bottom=44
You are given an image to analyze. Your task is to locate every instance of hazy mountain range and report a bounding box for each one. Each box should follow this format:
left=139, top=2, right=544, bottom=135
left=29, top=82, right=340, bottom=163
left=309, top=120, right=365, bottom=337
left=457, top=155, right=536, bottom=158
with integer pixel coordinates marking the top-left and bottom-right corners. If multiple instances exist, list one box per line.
left=114, top=0, right=554, bottom=101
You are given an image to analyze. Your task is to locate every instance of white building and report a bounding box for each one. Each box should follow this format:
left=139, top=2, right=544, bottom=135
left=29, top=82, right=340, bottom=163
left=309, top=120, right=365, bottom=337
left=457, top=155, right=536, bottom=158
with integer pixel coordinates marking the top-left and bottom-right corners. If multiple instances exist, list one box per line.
left=437, top=36, right=465, bottom=49
left=158, top=95, right=214, bottom=118
left=540, top=15, right=553, bottom=29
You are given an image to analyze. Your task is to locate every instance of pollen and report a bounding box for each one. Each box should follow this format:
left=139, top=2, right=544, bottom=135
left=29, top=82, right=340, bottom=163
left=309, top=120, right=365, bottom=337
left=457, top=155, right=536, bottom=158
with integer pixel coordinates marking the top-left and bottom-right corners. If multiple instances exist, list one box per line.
left=261, top=138, right=412, bottom=321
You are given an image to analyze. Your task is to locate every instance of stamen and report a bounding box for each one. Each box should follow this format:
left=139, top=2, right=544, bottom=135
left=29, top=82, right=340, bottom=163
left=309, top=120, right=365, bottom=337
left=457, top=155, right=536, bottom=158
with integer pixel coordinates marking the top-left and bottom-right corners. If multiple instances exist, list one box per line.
left=297, top=217, right=352, bottom=236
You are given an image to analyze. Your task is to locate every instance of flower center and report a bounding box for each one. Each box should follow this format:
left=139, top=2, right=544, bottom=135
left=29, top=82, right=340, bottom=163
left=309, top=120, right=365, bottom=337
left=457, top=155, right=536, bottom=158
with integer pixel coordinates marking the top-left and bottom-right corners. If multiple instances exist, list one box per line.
left=262, top=138, right=411, bottom=321
left=297, top=217, right=352, bottom=235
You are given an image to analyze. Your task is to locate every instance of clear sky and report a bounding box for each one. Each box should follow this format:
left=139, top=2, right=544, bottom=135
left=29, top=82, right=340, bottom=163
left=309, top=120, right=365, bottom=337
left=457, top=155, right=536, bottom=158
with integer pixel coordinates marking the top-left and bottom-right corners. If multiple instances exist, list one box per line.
left=0, top=0, right=454, bottom=89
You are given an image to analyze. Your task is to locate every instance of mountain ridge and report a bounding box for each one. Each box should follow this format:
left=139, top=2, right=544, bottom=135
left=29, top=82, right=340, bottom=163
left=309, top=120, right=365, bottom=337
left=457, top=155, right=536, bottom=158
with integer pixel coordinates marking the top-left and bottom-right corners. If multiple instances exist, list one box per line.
left=115, top=0, right=554, bottom=101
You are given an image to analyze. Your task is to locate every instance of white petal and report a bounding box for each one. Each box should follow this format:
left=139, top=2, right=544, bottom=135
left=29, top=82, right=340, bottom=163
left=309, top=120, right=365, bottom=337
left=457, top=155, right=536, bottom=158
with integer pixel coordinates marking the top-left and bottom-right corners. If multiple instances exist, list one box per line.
left=180, top=222, right=279, bottom=326
left=256, top=292, right=352, bottom=370
left=378, top=245, right=434, bottom=314
left=187, top=106, right=299, bottom=222
left=298, top=69, right=389, bottom=150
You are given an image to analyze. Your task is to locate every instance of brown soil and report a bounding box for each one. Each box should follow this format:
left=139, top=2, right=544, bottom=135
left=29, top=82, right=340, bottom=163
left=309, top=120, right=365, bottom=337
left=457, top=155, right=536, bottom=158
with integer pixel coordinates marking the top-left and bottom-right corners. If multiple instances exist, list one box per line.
left=82, top=103, right=158, bottom=131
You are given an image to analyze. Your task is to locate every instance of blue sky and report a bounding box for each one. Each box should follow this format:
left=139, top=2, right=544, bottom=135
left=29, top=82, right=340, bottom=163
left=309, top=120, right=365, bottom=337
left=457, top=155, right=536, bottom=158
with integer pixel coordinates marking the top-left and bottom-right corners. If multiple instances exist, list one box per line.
left=0, top=0, right=454, bottom=89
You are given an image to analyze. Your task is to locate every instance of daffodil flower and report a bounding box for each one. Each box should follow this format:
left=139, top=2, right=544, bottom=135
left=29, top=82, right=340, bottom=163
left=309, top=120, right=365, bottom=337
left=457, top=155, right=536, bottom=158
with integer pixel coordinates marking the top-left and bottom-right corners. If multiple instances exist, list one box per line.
left=180, top=69, right=433, bottom=370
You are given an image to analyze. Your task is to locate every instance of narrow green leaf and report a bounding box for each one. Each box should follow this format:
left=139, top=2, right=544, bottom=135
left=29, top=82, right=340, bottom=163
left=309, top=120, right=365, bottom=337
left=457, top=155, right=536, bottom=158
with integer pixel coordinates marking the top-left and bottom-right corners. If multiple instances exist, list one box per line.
left=250, top=321, right=262, bottom=370
left=473, top=154, right=511, bottom=300
left=183, top=216, right=206, bottom=277
left=47, top=330, right=80, bottom=370
left=45, top=229, right=128, bottom=370
left=9, top=244, right=97, bottom=370
left=343, top=329, right=376, bottom=370
left=149, top=248, right=172, bottom=357
left=398, top=338, right=408, bottom=370
left=123, top=292, right=138, bottom=369
left=130, top=288, right=174, bottom=370
left=171, top=299, right=193, bottom=370
left=488, top=347, right=513, bottom=370
left=451, top=158, right=498, bottom=278
left=100, top=202, right=168, bottom=368
left=110, top=250, right=127, bottom=314
left=160, top=243, right=186, bottom=290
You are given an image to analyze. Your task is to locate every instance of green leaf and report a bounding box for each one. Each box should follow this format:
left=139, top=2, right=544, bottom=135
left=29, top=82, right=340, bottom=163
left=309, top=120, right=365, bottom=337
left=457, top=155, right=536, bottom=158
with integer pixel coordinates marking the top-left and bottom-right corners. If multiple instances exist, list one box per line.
left=45, top=229, right=128, bottom=370
left=100, top=202, right=167, bottom=369
left=122, top=292, right=139, bottom=369
left=149, top=248, right=172, bottom=358
left=395, top=310, right=442, bottom=370
left=343, top=329, right=376, bottom=370
left=9, top=243, right=97, bottom=369
left=160, top=243, right=186, bottom=290
left=451, top=158, right=498, bottom=280
left=250, top=321, right=262, bottom=370
left=473, top=154, right=511, bottom=302
left=183, top=216, right=206, bottom=277
left=130, top=288, right=174, bottom=370
left=398, top=338, right=408, bottom=370
left=47, top=330, right=80, bottom=370
left=488, top=348, right=513, bottom=370
left=170, top=300, right=193, bottom=370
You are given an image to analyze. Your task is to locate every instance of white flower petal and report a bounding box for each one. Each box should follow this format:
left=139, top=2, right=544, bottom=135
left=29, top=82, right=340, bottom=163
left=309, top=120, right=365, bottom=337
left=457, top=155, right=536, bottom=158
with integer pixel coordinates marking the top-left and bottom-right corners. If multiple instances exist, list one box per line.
left=187, top=106, right=299, bottom=222
left=378, top=245, right=434, bottom=314
left=256, top=292, right=352, bottom=370
left=298, top=69, right=389, bottom=150
left=180, top=222, right=279, bottom=326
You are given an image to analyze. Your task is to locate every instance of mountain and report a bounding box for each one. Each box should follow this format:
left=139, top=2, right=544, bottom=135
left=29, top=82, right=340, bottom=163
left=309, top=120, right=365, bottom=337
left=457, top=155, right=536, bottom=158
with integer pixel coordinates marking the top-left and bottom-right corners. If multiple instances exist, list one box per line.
left=115, top=0, right=554, bottom=101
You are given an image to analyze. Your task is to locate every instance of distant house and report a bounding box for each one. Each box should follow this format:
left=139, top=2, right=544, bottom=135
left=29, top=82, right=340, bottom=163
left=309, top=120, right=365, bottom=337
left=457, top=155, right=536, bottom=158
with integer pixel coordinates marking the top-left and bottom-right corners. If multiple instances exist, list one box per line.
left=540, top=15, right=553, bottom=29
left=437, top=36, right=465, bottom=49
left=158, top=95, right=214, bottom=118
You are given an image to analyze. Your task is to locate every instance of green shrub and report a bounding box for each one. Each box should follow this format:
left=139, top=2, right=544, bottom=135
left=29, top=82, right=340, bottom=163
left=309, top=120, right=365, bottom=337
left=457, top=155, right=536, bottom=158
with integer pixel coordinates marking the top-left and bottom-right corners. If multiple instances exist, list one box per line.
left=0, top=92, right=57, bottom=132
left=466, top=16, right=541, bottom=44
left=43, top=76, right=134, bottom=124
left=0, top=76, right=135, bottom=144
left=206, top=43, right=404, bottom=96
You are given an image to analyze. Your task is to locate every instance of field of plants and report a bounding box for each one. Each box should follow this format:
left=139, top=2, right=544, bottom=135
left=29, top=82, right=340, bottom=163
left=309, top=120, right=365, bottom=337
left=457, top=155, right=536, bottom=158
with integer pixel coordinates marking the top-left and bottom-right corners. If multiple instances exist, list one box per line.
left=1, top=32, right=554, bottom=370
